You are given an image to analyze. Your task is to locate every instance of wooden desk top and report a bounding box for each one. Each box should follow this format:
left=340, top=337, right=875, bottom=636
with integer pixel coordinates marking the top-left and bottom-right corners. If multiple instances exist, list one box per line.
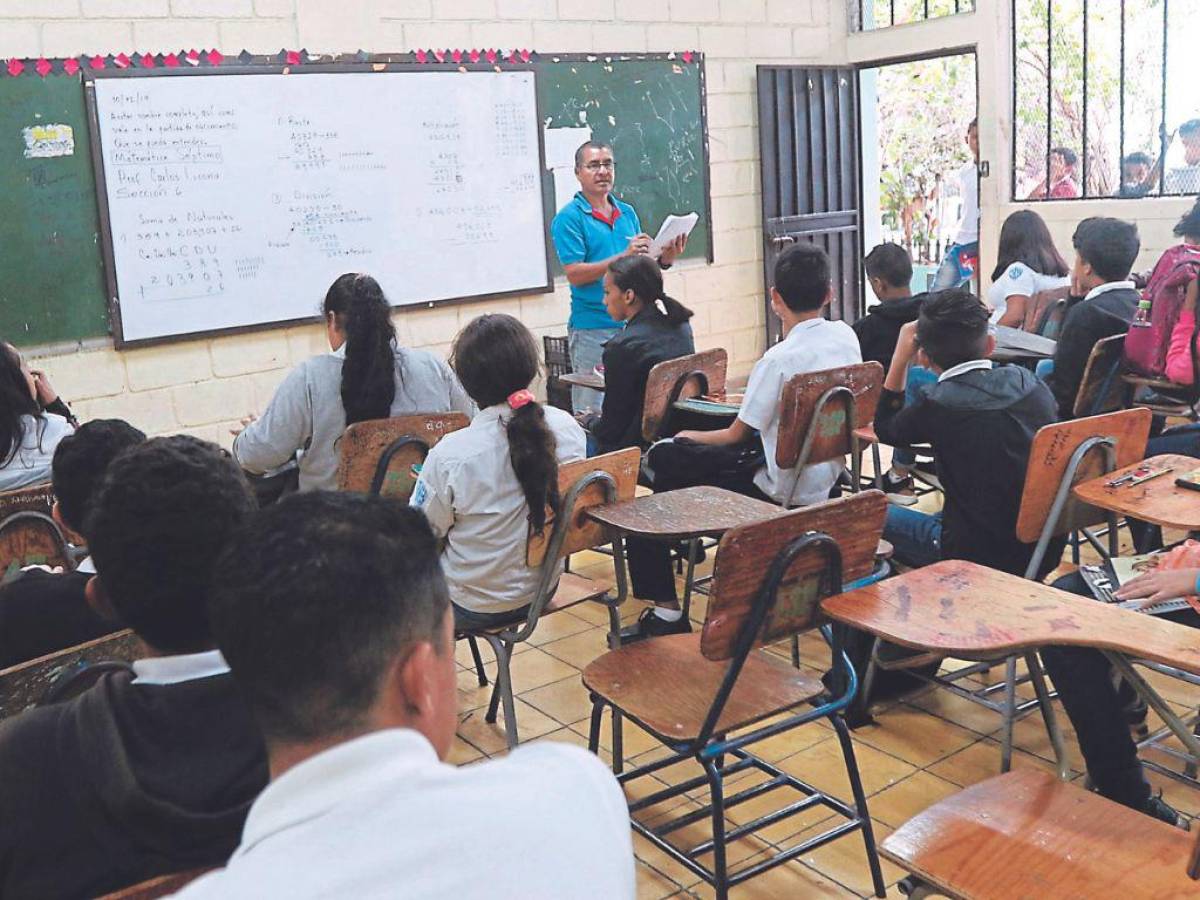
left=557, top=371, right=605, bottom=390
left=672, top=396, right=741, bottom=417
left=586, top=486, right=781, bottom=540
left=820, top=560, right=1200, bottom=676
left=1072, top=453, right=1200, bottom=530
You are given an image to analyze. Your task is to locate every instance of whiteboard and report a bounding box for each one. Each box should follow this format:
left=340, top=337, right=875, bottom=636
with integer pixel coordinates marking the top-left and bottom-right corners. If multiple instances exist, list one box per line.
left=87, top=69, right=549, bottom=345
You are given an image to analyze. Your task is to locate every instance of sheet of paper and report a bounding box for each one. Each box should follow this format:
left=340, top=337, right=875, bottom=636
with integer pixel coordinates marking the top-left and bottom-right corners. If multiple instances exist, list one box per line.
left=650, top=212, right=699, bottom=257
left=552, top=168, right=579, bottom=211
left=543, top=125, right=592, bottom=170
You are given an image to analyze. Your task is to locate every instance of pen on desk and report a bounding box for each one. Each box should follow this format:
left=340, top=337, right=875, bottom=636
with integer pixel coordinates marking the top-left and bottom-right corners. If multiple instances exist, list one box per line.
left=1128, top=467, right=1173, bottom=486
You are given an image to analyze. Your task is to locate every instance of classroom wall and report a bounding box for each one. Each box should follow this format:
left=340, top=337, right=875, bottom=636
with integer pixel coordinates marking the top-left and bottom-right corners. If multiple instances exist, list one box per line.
left=3, top=0, right=846, bottom=445
left=844, top=0, right=1195, bottom=282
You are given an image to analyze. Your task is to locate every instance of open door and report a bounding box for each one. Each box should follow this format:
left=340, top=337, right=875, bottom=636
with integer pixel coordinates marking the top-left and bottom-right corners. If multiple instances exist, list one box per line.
left=757, top=67, right=861, bottom=345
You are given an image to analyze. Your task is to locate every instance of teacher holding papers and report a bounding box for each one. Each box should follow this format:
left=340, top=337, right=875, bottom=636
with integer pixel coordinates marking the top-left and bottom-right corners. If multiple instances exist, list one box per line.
left=550, top=140, right=686, bottom=413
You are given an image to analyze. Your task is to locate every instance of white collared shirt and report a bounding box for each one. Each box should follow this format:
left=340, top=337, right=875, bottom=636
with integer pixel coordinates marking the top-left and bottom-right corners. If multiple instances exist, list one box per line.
left=739, top=316, right=862, bottom=506
left=131, top=649, right=229, bottom=686
left=173, top=729, right=635, bottom=900
left=1083, top=280, right=1136, bottom=302
left=937, top=359, right=993, bottom=383
left=410, top=403, right=587, bottom=614
left=75, top=555, right=96, bottom=575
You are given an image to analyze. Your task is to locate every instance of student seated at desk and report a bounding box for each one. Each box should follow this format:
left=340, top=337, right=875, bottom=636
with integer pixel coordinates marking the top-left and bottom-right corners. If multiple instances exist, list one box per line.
left=0, top=419, right=145, bottom=669
left=1039, top=566, right=1196, bottom=827
left=0, top=436, right=268, bottom=899
left=579, top=255, right=695, bottom=454
left=410, top=314, right=586, bottom=630
left=0, top=341, right=75, bottom=493
left=1043, top=217, right=1141, bottom=419
left=178, top=492, right=635, bottom=899
left=234, top=273, right=474, bottom=492
left=621, top=243, right=861, bottom=643
left=877, top=290, right=1061, bottom=577
left=986, top=209, right=1070, bottom=328
left=854, top=243, right=927, bottom=371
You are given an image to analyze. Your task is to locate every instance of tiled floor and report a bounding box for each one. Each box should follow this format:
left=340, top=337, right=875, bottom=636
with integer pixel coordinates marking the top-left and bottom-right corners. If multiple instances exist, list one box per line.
left=449, top=475, right=1199, bottom=898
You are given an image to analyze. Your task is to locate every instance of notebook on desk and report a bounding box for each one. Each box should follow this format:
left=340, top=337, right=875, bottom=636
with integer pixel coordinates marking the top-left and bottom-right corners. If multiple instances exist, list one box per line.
left=1079, top=553, right=1193, bottom=616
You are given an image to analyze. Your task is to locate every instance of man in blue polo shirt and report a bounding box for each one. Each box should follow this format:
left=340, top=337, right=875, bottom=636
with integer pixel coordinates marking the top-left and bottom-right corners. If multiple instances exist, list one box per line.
left=550, top=141, right=685, bottom=412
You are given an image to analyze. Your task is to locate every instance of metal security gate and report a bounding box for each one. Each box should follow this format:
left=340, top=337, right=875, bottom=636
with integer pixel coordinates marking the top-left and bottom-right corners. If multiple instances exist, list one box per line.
left=757, top=66, right=861, bottom=345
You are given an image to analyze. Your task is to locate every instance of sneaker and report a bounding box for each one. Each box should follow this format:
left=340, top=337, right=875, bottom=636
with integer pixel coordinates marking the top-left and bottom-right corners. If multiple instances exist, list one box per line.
left=882, top=471, right=918, bottom=506
left=619, top=607, right=692, bottom=644
left=912, top=461, right=942, bottom=491
left=1141, top=792, right=1188, bottom=829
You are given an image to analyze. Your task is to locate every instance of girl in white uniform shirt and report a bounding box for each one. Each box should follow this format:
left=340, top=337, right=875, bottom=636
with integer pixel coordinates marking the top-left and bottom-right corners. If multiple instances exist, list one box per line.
left=986, top=210, right=1071, bottom=328
left=411, top=314, right=587, bottom=629
left=0, top=341, right=74, bottom=493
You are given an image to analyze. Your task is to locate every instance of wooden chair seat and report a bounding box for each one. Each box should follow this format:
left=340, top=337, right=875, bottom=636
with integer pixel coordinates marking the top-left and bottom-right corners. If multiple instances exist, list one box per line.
left=881, top=769, right=1197, bottom=899
left=583, top=633, right=824, bottom=742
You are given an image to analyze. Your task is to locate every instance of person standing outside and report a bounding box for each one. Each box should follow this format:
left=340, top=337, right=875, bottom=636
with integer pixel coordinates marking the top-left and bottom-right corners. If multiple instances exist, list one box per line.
left=932, top=119, right=981, bottom=291
left=1027, top=147, right=1080, bottom=200
left=550, top=141, right=685, bottom=412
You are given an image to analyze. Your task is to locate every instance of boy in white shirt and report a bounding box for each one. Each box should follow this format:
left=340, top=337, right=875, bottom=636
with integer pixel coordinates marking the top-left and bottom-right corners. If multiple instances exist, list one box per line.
left=624, top=243, right=861, bottom=642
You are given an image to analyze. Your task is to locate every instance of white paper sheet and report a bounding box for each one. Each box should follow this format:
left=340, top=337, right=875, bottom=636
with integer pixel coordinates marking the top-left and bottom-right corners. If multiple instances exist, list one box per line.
left=650, top=212, right=699, bottom=257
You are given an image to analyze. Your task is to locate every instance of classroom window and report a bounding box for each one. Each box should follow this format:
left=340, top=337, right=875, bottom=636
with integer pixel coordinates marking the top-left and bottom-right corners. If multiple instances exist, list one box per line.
left=1013, top=0, right=1200, bottom=201
left=854, top=0, right=976, bottom=31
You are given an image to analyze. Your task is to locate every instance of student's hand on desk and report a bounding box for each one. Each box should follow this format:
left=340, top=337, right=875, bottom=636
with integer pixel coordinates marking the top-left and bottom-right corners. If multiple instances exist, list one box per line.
left=659, top=234, right=687, bottom=265
left=230, top=413, right=258, bottom=437
left=1114, top=567, right=1200, bottom=604
left=625, top=233, right=653, bottom=257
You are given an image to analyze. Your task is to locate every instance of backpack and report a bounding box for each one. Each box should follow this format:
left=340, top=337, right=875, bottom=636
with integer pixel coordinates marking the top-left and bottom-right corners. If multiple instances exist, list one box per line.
left=1122, top=243, right=1200, bottom=378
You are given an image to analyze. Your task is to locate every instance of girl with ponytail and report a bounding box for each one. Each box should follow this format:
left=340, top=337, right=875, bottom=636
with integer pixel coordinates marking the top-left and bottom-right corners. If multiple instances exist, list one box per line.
left=582, top=254, right=695, bottom=454
left=410, top=314, right=586, bottom=627
left=234, top=273, right=474, bottom=492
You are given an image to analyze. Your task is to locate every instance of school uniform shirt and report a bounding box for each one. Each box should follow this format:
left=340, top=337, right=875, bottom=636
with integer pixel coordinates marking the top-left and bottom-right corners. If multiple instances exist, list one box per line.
left=875, top=361, right=1061, bottom=577
left=410, top=403, right=587, bottom=615
left=550, top=191, right=641, bottom=330
left=0, top=413, right=72, bottom=493
left=174, top=729, right=635, bottom=900
left=590, top=309, right=695, bottom=453
left=1045, top=281, right=1139, bottom=419
left=986, top=263, right=1070, bottom=325
left=739, top=317, right=862, bottom=506
left=234, top=345, right=475, bottom=492
left=954, top=160, right=979, bottom=245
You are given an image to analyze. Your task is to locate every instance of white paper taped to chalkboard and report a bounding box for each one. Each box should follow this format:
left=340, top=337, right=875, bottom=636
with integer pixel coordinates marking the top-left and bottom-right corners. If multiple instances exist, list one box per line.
left=89, top=69, right=549, bottom=345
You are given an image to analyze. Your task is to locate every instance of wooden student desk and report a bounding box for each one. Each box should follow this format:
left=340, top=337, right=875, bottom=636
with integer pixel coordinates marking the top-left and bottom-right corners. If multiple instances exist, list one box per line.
left=1072, top=453, right=1200, bottom=531
left=558, top=371, right=605, bottom=391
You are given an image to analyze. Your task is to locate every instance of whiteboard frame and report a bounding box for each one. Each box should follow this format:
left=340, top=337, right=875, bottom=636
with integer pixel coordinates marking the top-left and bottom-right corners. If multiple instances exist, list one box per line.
left=83, top=62, right=553, bottom=349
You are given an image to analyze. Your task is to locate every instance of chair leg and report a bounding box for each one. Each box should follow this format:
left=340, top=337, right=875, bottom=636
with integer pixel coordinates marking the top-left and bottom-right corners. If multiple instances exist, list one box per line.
left=702, top=756, right=729, bottom=900
left=871, top=441, right=883, bottom=490
left=830, top=714, right=887, bottom=898
left=790, top=634, right=800, bottom=668
left=861, top=636, right=883, bottom=709
left=466, top=635, right=488, bottom=687
left=1000, top=655, right=1018, bottom=773
left=612, top=709, right=625, bottom=775
left=681, top=538, right=699, bottom=622
left=482, top=635, right=518, bottom=750
left=587, top=695, right=605, bottom=755
left=1026, top=652, right=1069, bottom=780
left=851, top=442, right=863, bottom=494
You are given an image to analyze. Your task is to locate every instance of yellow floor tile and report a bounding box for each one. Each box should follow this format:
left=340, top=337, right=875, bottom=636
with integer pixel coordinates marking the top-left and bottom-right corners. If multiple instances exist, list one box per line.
left=865, top=770, right=963, bottom=830
left=539, top=626, right=612, bottom=670
left=852, top=706, right=980, bottom=768
left=524, top=608, right=595, bottom=646
left=455, top=697, right=561, bottom=754
left=519, top=674, right=593, bottom=726
left=686, top=853, right=859, bottom=899
left=505, top=645, right=581, bottom=693
left=636, top=861, right=683, bottom=900
left=776, top=736, right=917, bottom=800
left=788, top=818, right=905, bottom=897
left=926, top=736, right=1060, bottom=788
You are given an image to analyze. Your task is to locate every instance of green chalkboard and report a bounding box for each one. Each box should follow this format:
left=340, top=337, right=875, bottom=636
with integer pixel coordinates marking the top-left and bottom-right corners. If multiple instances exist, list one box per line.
left=538, top=56, right=710, bottom=264
left=0, top=74, right=109, bottom=348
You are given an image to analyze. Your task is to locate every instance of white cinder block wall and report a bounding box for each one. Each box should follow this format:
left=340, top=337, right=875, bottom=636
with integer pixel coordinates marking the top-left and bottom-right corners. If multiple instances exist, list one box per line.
left=2, top=0, right=843, bottom=445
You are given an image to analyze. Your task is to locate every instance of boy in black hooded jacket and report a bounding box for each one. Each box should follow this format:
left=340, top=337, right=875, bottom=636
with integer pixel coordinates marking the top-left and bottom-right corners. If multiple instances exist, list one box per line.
left=853, top=242, right=928, bottom=371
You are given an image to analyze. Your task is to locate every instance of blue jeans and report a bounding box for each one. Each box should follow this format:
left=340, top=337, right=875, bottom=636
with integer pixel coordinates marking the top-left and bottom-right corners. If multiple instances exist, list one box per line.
left=568, top=326, right=620, bottom=414
left=883, top=506, right=943, bottom=568
left=891, top=366, right=938, bottom=469
left=932, top=240, right=979, bottom=291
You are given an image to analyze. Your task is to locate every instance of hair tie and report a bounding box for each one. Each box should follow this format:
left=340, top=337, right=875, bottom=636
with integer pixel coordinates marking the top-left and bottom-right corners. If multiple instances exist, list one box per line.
left=507, top=389, right=535, bottom=410
left=655, top=298, right=668, bottom=315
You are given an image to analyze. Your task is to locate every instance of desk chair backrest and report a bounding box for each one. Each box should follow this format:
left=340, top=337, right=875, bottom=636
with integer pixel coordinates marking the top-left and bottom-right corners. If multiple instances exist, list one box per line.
left=642, top=348, right=728, bottom=442
left=1015, top=408, right=1151, bottom=548
left=1073, top=334, right=1130, bottom=418
left=1024, top=286, right=1071, bottom=337
left=0, top=482, right=55, bottom=519
left=0, top=511, right=71, bottom=583
left=775, top=363, right=884, bottom=507
left=542, top=335, right=573, bottom=413
left=336, top=412, right=470, bottom=498
left=701, top=490, right=886, bottom=660
left=0, top=629, right=140, bottom=720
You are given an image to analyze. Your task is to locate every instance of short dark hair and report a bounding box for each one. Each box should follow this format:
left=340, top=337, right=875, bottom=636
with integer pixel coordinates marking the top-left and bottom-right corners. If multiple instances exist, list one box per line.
left=1180, top=119, right=1200, bottom=138
left=86, top=436, right=256, bottom=654
left=916, top=289, right=991, bottom=370
left=208, top=492, right=450, bottom=744
left=1052, top=147, right=1078, bottom=168
left=1175, top=197, right=1200, bottom=241
left=51, top=419, right=145, bottom=535
left=574, top=140, right=613, bottom=169
left=773, top=242, right=832, bottom=312
left=1072, top=217, right=1141, bottom=282
left=1123, top=151, right=1152, bottom=167
left=864, top=243, right=913, bottom=289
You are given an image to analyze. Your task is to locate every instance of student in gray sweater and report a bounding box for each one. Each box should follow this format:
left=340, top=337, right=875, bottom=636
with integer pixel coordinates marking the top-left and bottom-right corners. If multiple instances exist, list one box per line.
left=233, top=274, right=475, bottom=491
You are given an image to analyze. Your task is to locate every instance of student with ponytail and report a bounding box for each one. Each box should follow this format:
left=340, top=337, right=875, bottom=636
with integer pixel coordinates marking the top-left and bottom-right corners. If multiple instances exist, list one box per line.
left=580, top=254, right=695, bottom=454
left=234, top=273, right=474, bottom=492
left=410, top=314, right=586, bottom=628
